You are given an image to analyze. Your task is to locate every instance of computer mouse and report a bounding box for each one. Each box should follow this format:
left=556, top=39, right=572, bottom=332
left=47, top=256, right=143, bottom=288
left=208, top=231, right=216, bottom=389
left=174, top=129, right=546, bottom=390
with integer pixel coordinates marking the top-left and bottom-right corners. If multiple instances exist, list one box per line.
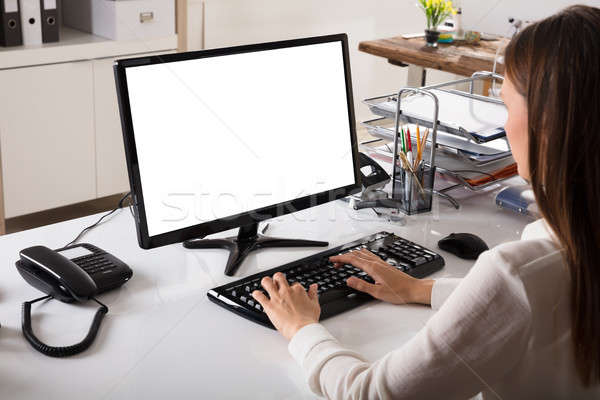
left=438, top=233, right=489, bottom=260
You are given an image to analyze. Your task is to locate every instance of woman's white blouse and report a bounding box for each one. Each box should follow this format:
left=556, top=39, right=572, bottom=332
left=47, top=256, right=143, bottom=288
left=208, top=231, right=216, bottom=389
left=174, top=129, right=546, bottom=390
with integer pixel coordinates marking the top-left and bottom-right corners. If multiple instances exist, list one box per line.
left=288, top=219, right=600, bottom=399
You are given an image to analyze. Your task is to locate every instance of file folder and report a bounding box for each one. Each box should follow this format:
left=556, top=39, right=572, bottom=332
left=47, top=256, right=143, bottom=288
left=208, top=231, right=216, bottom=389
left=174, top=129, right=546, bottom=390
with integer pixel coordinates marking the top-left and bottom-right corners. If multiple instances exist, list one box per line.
left=39, top=0, right=57, bottom=43
left=0, top=0, right=22, bottom=46
left=19, top=0, right=42, bottom=45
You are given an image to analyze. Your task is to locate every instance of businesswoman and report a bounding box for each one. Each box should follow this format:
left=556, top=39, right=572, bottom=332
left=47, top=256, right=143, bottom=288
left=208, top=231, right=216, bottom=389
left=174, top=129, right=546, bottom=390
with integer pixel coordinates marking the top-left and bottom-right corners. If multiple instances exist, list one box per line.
left=252, top=5, right=600, bottom=399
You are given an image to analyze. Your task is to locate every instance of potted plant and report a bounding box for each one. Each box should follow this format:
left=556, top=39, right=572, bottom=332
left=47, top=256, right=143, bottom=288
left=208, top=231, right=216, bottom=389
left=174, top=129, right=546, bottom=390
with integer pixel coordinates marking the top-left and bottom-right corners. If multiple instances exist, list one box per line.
left=417, top=0, right=457, bottom=47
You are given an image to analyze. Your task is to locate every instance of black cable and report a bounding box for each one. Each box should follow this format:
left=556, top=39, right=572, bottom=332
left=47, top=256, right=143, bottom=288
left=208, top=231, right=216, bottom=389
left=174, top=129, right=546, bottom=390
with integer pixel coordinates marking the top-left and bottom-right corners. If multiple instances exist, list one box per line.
left=91, top=297, right=108, bottom=309
left=21, top=295, right=108, bottom=358
left=64, top=192, right=131, bottom=247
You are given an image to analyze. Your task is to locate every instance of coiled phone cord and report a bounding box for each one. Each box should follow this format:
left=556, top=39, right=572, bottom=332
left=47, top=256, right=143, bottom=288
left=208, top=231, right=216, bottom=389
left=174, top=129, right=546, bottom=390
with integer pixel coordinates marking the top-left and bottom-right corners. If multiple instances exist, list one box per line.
left=22, top=295, right=108, bottom=357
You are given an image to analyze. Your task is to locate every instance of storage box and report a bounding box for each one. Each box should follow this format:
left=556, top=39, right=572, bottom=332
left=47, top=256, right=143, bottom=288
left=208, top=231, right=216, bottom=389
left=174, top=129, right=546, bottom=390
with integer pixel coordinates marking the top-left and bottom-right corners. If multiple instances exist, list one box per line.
left=62, top=0, right=175, bottom=41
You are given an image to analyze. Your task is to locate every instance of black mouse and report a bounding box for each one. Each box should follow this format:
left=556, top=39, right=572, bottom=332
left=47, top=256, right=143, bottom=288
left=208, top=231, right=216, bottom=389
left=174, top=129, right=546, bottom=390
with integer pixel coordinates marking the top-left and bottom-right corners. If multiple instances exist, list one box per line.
left=438, top=233, right=489, bottom=260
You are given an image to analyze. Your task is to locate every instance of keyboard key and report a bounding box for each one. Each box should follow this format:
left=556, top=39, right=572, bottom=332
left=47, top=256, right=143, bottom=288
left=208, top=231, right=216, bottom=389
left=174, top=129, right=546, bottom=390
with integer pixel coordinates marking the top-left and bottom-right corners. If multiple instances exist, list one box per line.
left=413, top=257, right=427, bottom=266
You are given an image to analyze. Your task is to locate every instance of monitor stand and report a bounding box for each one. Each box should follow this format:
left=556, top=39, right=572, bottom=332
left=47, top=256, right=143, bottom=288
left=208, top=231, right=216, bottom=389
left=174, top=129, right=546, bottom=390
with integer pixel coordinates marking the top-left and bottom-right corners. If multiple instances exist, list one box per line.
left=183, top=222, right=328, bottom=276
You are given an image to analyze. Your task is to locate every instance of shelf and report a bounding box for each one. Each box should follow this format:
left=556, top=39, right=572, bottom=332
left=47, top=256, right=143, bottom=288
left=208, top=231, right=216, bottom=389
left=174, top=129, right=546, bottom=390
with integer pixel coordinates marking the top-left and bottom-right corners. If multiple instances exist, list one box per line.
left=0, top=27, right=178, bottom=70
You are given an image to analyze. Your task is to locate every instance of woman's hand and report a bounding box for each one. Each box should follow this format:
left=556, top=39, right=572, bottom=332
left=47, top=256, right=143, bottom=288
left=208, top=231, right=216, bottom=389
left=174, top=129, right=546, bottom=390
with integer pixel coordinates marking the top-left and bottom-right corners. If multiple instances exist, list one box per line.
left=252, top=272, right=321, bottom=340
left=329, top=249, right=433, bottom=305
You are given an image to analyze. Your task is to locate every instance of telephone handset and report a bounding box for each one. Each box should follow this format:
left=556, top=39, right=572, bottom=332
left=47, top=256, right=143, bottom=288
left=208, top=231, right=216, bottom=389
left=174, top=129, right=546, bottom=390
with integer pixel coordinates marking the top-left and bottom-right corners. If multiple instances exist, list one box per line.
left=16, top=243, right=132, bottom=357
left=358, top=152, right=390, bottom=193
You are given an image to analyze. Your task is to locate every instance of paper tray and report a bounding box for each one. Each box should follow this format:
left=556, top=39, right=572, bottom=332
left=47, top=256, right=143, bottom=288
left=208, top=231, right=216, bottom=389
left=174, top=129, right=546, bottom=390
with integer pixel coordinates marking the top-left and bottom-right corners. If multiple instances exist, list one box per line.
left=359, top=140, right=517, bottom=191
left=363, top=88, right=508, bottom=143
left=362, top=117, right=512, bottom=166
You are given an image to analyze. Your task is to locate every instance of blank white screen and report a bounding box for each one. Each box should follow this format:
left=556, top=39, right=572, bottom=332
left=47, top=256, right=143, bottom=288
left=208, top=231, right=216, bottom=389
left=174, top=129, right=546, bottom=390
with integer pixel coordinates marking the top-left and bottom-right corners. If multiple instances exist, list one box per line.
left=125, top=41, right=356, bottom=236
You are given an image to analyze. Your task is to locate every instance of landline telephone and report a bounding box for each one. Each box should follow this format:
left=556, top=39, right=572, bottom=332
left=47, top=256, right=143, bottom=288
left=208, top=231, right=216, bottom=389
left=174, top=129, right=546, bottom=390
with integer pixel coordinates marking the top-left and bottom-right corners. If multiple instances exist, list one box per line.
left=16, top=243, right=132, bottom=357
left=358, top=152, right=390, bottom=194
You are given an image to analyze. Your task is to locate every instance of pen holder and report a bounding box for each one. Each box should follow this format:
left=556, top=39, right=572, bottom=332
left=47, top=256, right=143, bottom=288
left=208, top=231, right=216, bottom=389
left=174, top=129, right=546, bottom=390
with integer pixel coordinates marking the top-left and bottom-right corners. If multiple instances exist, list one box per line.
left=393, top=165, right=436, bottom=215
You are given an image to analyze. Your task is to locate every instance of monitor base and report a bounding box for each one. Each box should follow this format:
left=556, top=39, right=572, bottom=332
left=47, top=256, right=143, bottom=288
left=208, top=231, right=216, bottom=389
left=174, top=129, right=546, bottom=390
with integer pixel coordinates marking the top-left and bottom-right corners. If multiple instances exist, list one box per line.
left=183, top=222, right=328, bottom=276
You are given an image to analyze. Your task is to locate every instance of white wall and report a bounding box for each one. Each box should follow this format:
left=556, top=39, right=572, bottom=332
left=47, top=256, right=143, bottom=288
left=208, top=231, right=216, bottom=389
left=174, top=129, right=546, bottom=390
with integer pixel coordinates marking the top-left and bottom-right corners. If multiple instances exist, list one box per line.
left=190, top=0, right=596, bottom=121
left=461, top=0, right=599, bottom=35
left=201, top=0, right=437, bottom=121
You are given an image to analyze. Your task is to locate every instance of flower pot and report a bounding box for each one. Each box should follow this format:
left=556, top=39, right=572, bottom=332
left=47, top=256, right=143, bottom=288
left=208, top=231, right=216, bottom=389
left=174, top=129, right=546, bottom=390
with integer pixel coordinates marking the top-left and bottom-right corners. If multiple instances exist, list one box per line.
left=425, top=29, right=440, bottom=47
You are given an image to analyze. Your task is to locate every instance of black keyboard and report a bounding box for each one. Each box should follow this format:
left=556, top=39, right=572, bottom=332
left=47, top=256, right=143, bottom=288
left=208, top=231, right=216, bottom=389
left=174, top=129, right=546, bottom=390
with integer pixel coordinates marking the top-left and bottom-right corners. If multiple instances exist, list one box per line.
left=207, top=231, right=444, bottom=328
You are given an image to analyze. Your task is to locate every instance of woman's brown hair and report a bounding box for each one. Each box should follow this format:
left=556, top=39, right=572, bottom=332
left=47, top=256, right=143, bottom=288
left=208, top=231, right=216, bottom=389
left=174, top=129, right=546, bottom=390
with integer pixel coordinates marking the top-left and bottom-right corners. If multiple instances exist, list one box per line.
left=505, top=5, right=600, bottom=386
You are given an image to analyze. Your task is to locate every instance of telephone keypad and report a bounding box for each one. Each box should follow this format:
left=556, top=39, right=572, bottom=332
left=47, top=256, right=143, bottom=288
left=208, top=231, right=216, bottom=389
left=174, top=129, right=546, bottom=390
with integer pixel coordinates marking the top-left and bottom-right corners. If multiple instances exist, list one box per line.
left=73, top=254, right=117, bottom=275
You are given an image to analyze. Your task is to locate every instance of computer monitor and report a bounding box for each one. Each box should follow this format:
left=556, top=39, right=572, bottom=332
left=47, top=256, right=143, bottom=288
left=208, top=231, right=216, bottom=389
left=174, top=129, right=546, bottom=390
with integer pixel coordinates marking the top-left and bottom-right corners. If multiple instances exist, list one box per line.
left=114, top=34, right=361, bottom=276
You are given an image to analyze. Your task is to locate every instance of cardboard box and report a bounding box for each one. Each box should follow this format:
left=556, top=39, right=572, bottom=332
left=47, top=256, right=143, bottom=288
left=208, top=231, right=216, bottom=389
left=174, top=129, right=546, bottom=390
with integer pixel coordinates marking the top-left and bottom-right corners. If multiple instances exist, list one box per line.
left=62, top=0, right=175, bottom=41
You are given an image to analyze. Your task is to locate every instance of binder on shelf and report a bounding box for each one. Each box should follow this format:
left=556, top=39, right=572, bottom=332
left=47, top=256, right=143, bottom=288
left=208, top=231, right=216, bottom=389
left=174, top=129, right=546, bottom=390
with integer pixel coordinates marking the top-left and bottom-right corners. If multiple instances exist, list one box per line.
left=19, top=0, right=42, bottom=46
left=0, top=0, right=23, bottom=46
left=39, top=0, right=58, bottom=43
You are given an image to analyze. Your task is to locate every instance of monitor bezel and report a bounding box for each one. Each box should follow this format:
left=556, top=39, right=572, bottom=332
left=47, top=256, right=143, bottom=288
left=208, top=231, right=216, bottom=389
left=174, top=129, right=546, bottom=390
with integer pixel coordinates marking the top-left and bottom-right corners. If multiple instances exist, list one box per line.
left=114, top=33, right=361, bottom=249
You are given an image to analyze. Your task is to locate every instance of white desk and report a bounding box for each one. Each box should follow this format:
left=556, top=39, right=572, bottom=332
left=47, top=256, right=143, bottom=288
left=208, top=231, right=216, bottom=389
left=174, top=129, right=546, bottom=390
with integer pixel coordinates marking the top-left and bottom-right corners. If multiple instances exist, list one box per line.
left=0, top=181, right=529, bottom=399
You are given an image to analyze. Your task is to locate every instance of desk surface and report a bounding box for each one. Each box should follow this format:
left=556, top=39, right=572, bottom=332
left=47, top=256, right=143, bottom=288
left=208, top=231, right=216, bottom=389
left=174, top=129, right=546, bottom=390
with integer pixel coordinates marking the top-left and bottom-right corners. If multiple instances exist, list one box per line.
left=359, top=36, right=509, bottom=77
left=0, top=180, right=529, bottom=399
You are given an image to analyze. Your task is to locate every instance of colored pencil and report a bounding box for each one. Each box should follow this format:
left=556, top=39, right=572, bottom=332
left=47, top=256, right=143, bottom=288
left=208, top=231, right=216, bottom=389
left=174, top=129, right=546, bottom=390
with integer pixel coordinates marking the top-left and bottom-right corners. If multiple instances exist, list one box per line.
left=416, top=124, right=421, bottom=163
left=421, top=128, right=430, bottom=157
left=401, top=127, right=406, bottom=153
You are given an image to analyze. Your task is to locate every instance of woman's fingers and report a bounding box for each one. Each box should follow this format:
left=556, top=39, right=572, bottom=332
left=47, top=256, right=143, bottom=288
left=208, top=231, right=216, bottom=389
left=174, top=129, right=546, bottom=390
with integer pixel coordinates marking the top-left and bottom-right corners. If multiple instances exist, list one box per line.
left=308, top=283, right=318, bottom=301
left=329, top=252, right=357, bottom=264
left=358, top=249, right=381, bottom=260
left=347, top=276, right=381, bottom=297
left=329, top=253, right=381, bottom=278
left=333, top=253, right=371, bottom=268
left=251, top=290, right=270, bottom=308
left=273, top=272, right=289, bottom=291
left=330, top=250, right=376, bottom=265
left=261, top=276, right=278, bottom=297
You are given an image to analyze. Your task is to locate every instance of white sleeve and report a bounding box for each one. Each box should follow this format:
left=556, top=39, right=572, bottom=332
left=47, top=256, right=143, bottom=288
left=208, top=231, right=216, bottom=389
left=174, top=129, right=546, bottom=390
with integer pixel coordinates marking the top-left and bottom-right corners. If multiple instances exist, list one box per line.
left=288, top=250, right=531, bottom=400
left=431, top=278, right=462, bottom=310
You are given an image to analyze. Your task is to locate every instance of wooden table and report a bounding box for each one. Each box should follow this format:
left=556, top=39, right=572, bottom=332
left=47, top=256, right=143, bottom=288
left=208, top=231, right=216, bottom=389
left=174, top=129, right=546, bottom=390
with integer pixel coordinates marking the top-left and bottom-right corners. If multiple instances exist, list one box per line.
left=359, top=36, right=509, bottom=87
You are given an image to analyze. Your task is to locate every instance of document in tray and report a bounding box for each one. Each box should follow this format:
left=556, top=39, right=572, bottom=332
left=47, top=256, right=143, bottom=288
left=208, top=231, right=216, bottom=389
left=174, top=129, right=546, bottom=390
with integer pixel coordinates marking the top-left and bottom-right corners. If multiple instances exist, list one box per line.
left=375, top=89, right=508, bottom=141
left=364, top=120, right=511, bottom=161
